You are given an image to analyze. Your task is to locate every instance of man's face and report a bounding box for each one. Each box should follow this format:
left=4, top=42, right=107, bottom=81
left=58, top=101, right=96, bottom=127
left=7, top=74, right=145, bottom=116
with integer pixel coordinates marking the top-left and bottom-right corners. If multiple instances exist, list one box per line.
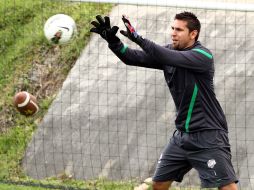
left=170, top=19, right=197, bottom=50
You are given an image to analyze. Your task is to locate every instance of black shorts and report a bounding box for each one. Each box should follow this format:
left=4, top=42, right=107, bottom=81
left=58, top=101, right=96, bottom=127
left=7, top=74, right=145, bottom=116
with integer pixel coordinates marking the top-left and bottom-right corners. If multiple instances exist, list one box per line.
left=153, top=130, right=238, bottom=188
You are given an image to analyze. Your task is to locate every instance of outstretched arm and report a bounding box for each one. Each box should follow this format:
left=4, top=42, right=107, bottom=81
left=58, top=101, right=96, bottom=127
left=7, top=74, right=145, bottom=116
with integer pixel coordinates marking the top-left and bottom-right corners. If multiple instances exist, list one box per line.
left=137, top=39, right=213, bottom=72
left=108, top=41, right=163, bottom=70
left=90, top=15, right=163, bottom=70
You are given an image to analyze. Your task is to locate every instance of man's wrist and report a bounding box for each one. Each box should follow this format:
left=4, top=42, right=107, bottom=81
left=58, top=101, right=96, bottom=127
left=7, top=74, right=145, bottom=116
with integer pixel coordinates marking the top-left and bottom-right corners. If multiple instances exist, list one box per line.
left=106, top=35, right=120, bottom=44
left=135, top=35, right=145, bottom=46
left=108, top=41, right=124, bottom=51
left=120, top=44, right=128, bottom=54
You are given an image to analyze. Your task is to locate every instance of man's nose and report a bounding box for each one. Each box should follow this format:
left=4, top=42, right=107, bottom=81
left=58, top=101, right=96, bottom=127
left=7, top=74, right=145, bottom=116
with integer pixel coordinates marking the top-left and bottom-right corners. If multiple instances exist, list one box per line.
left=171, top=29, right=176, bottom=36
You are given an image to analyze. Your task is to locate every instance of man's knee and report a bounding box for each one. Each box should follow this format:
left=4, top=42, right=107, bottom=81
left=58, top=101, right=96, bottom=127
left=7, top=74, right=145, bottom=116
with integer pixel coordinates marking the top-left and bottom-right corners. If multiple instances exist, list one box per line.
left=219, top=182, right=238, bottom=190
left=152, top=181, right=173, bottom=190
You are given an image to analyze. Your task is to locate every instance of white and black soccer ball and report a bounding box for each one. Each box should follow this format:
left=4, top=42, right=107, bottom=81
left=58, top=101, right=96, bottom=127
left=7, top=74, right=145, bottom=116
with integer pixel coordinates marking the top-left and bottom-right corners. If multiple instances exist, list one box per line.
left=44, top=14, right=77, bottom=44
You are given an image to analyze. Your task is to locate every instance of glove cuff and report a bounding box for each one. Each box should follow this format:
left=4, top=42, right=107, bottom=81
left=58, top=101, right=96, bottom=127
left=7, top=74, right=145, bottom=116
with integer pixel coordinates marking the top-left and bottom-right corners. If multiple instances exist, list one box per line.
left=108, top=40, right=123, bottom=51
left=107, top=35, right=120, bottom=44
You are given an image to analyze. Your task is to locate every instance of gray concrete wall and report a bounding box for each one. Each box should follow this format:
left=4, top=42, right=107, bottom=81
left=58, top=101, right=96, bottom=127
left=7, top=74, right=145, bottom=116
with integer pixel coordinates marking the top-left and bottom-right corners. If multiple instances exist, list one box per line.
left=23, top=5, right=254, bottom=189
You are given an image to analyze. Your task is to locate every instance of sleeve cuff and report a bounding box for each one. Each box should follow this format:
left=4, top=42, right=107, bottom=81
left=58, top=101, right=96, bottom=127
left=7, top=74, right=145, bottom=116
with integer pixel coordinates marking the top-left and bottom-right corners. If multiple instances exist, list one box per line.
left=108, top=41, right=123, bottom=50
left=120, top=44, right=128, bottom=54
left=108, top=41, right=128, bottom=54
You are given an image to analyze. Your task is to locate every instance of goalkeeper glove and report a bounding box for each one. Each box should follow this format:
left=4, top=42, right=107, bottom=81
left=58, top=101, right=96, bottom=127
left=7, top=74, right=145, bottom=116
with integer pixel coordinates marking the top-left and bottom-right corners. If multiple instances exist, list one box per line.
left=120, top=15, right=142, bottom=43
left=90, top=15, right=120, bottom=44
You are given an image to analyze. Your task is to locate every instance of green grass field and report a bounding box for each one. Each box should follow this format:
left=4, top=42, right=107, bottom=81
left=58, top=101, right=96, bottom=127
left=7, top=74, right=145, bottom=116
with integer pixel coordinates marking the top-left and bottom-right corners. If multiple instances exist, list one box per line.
left=0, top=179, right=136, bottom=190
left=0, top=0, right=141, bottom=189
left=0, top=183, right=49, bottom=190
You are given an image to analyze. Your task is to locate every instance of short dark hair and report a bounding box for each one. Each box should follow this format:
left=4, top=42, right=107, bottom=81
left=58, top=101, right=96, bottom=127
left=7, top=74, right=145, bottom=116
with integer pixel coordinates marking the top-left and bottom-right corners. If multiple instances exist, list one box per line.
left=174, top=11, right=201, bottom=41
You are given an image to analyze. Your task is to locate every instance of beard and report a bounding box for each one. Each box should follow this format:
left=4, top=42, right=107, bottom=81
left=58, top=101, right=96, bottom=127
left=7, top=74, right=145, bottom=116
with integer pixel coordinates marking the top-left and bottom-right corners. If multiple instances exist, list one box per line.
left=172, top=42, right=182, bottom=50
left=172, top=40, right=191, bottom=50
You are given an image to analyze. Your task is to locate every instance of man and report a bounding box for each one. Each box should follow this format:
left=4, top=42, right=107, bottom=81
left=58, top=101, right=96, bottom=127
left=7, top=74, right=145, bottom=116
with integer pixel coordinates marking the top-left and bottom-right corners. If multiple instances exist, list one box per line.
left=90, top=11, right=238, bottom=190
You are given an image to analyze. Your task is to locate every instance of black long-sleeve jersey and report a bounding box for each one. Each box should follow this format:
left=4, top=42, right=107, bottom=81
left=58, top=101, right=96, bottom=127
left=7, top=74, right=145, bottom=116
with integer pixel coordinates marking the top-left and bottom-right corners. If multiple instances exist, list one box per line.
left=108, top=38, right=228, bottom=133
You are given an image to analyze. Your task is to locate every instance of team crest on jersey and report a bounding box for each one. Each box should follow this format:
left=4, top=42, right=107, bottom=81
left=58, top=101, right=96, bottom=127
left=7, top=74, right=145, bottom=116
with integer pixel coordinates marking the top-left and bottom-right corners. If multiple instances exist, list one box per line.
left=207, top=159, right=216, bottom=168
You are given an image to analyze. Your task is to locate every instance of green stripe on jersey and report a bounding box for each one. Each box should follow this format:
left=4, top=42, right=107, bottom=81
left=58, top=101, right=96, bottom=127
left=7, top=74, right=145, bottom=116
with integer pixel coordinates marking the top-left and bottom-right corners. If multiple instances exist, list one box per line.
left=120, top=44, right=128, bottom=54
left=185, top=84, right=198, bottom=132
left=192, top=48, right=213, bottom=59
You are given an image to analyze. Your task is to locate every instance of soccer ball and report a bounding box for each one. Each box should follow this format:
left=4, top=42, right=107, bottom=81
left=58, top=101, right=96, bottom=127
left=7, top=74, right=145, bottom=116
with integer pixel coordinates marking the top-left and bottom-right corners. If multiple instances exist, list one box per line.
left=44, top=14, right=77, bottom=44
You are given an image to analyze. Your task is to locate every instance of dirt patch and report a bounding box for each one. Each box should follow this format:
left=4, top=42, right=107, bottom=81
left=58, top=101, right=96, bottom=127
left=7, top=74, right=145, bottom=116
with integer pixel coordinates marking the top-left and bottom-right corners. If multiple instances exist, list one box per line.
left=29, top=46, right=66, bottom=99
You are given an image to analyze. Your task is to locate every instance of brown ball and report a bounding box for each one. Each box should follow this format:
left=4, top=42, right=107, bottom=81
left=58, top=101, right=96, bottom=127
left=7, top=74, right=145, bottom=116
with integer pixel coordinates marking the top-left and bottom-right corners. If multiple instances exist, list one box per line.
left=13, top=91, right=39, bottom=116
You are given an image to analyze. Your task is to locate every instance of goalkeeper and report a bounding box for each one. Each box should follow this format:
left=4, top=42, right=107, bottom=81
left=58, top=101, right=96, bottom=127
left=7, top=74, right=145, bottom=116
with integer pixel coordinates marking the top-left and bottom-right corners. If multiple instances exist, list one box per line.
left=90, top=12, right=238, bottom=190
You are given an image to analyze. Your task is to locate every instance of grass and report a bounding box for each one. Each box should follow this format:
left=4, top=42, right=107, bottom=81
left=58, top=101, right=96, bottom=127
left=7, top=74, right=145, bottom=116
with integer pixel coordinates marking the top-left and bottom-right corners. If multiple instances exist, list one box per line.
left=0, top=178, right=137, bottom=190
left=0, top=183, right=51, bottom=190
left=0, top=0, right=140, bottom=189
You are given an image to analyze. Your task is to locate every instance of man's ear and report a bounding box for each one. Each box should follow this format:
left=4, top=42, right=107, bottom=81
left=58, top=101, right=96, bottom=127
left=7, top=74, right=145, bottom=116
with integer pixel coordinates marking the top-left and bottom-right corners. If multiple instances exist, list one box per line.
left=190, top=30, right=198, bottom=40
